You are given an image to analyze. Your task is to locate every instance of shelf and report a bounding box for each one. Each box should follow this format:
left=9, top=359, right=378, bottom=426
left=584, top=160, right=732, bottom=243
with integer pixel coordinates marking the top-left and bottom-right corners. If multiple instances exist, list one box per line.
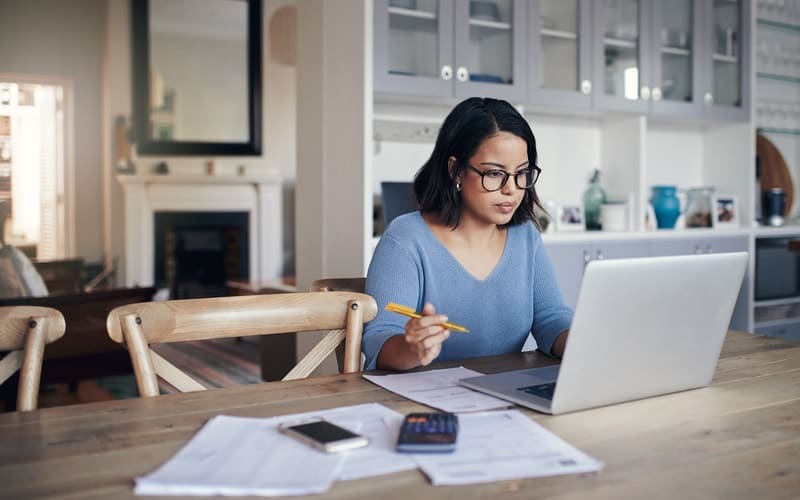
left=541, top=28, right=577, bottom=41
left=388, top=6, right=436, bottom=20
left=604, top=37, right=636, bottom=49
left=757, top=18, right=800, bottom=34
left=712, top=53, right=738, bottom=64
left=756, top=127, right=800, bottom=136
left=661, top=46, right=691, bottom=57
left=757, top=72, right=800, bottom=84
left=753, top=316, right=800, bottom=329
left=469, top=18, right=511, bottom=30
left=755, top=296, right=800, bottom=308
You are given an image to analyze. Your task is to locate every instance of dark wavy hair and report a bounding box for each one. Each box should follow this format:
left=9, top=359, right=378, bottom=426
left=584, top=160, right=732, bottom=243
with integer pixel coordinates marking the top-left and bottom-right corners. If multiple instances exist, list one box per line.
left=413, top=97, right=543, bottom=229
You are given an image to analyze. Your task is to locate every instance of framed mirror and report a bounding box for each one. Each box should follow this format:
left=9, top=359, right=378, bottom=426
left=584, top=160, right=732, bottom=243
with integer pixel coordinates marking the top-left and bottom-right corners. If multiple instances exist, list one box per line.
left=132, top=0, right=262, bottom=156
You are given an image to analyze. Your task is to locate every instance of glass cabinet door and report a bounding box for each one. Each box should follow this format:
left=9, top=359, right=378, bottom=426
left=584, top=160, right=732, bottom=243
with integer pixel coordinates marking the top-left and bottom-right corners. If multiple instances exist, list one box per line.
left=453, top=0, right=526, bottom=101
left=704, top=0, right=751, bottom=120
left=595, top=0, right=650, bottom=112
left=374, top=0, right=454, bottom=97
left=529, top=0, right=592, bottom=109
left=650, top=0, right=702, bottom=116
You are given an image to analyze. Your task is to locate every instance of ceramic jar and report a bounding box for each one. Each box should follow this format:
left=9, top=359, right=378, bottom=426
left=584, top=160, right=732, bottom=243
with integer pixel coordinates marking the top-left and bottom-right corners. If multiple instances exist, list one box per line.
left=650, top=185, right=681, bottom=229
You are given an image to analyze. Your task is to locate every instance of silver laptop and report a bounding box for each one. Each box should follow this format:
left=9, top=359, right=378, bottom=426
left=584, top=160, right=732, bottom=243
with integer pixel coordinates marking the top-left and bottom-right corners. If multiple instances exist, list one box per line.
left=459, top=252, right=748, bottom=415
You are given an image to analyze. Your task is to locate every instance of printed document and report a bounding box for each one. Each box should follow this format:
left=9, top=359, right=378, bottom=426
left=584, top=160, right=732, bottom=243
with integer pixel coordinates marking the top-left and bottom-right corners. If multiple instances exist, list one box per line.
left=364, top=367, right=511, bottom=412
left=410, top=409, right=603, bottom=485
left=135, top=403, right=416, bottom=496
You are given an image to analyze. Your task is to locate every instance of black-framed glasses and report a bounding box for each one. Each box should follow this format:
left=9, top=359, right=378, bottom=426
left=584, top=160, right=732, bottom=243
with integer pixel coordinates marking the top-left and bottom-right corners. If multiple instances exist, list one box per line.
left=464, top=163, right=541, bottom=192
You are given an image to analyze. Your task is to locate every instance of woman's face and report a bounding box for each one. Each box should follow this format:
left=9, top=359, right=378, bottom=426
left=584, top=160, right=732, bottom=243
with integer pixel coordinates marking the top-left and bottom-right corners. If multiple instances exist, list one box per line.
left=454, top=131, right=529, bottom=227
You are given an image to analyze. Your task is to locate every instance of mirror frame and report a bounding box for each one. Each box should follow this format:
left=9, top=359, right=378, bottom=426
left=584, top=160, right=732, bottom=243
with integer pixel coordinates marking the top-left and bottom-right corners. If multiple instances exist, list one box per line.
left=131, top=0, right=262, bottom=156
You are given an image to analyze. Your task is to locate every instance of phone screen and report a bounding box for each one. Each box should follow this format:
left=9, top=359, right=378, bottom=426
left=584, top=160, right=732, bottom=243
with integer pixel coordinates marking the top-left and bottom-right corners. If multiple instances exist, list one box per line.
left=287, top=421, right=360, bottom=443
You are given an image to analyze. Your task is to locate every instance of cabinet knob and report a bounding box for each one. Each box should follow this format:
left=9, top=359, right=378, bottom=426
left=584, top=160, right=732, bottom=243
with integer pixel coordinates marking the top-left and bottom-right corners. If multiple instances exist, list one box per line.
left=640, top=86, right=650, bottom=100
left=456, top=67, right=469, bottom=82
left=441, top=65, right=453, bottom=81
left=595, top=249, right=605, bottom=260
left=580, top=79, right=592, bottom=95
left=704, top=92, right=713, bottom=106
left=583, top=250, right=591, bottom=268
left=705, top=245, right=713, bottom=254
left=694, top=245, right=702, bottom=254
left=651, top=87, right=662, bottom=101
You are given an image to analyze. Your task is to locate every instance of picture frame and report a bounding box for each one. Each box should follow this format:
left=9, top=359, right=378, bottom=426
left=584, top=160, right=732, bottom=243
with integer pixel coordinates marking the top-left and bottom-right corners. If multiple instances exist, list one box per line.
left=556, top=204, right=585, bottom=232
left=712, top=195, right=739, bottom=228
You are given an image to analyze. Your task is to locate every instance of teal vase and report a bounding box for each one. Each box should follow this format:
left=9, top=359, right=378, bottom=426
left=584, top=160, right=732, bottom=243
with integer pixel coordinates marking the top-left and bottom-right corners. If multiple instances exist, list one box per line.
left=583, top=169, right=606, bottom=230
left=650, top=186, right=680, bottom=229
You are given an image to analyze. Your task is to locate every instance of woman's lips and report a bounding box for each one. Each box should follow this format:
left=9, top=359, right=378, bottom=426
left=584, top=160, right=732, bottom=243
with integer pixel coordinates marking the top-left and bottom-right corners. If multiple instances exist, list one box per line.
left=496, top=202, right=516, bottom=214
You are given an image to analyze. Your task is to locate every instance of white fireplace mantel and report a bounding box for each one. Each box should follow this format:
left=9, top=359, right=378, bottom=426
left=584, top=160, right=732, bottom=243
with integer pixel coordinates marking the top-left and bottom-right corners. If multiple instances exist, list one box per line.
left=118, top=173, right=282, bottom=287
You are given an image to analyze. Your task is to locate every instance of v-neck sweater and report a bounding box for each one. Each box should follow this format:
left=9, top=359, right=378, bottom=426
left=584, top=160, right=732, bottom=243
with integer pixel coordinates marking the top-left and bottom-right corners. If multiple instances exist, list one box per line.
left=363, top=211, right=573, bottom=370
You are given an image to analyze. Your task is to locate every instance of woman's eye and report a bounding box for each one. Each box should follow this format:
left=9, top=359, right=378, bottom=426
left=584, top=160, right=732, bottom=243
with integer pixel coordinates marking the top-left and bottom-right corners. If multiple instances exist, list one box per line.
left=485, top=170, right=505, bottom=178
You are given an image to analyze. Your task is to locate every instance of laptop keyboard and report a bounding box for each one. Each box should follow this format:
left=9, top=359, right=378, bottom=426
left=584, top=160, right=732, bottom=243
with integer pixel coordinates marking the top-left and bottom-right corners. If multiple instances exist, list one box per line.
left=516, top=382, right=556, bottom=400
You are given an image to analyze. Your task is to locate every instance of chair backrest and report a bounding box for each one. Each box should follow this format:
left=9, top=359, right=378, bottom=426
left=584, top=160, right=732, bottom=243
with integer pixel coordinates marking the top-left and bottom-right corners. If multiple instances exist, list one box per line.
left=0, top=306, right=65, bottom=411
left=310, top=278, right=367, bottom=372
left=106, top=291, right=377, bottom=397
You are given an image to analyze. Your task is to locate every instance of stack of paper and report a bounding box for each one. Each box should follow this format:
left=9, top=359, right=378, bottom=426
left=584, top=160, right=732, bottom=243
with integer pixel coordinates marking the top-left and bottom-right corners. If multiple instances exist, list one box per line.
left=135, top=403, right=416, bottom=496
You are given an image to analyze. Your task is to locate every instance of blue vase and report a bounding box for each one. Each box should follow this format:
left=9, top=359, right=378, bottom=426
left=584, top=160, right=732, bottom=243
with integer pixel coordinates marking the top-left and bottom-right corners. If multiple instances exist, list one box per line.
left=650, top=185, right=680, bottom=229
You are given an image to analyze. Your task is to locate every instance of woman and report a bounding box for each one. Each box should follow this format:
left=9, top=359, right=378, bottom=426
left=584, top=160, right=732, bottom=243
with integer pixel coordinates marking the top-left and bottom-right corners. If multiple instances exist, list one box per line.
left=363, top=97, right=572, bottom=371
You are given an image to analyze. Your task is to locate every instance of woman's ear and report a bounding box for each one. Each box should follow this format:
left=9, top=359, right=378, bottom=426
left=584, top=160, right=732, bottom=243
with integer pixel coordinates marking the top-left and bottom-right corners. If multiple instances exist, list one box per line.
left=447, top=156, right=457, bottom=179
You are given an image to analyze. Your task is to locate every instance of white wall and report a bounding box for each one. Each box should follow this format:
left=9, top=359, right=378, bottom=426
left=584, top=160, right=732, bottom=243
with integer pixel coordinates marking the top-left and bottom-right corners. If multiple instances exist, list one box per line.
left=0, top=0, right=105, bottom=261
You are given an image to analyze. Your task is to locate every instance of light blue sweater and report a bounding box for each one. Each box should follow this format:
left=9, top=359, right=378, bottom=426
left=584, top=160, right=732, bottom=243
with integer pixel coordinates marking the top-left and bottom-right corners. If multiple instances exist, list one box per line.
left=363, top=212, right=573, bottom=370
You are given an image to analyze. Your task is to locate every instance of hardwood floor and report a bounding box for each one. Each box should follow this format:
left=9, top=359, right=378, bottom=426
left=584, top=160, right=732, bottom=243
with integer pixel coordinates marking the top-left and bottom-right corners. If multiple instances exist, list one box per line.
left=33, top=336, right=262, bottom=409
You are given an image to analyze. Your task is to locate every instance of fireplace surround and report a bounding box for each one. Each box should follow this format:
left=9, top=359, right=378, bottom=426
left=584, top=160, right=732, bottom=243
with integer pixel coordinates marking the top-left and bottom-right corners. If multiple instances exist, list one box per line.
left=118, top=173, right=282, bottom=288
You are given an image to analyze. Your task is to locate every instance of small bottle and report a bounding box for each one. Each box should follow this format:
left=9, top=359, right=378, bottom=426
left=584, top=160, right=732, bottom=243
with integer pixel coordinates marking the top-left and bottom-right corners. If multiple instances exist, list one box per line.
left=583, top=168, right=607, bottom=230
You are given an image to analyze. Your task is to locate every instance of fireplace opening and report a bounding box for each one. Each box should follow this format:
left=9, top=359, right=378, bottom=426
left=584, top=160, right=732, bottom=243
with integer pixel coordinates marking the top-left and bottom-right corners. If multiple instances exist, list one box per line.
left=154, top=212, right=249, bottom=299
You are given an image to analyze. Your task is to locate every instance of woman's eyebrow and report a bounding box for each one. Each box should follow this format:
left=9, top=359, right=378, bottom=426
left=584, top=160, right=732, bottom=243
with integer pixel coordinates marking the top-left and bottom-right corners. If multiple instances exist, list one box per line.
left=478, top=160, right=530, bottom=171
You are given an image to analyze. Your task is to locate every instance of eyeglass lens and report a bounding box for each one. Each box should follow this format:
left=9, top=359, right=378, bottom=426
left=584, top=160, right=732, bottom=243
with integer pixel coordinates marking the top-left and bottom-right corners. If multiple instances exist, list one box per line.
left=482, top=168, right=538, bottom=191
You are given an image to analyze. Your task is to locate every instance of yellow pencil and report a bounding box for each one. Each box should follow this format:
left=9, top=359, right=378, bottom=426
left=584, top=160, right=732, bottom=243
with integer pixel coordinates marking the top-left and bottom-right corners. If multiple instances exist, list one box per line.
left=385, top=302, right=470, bottom=333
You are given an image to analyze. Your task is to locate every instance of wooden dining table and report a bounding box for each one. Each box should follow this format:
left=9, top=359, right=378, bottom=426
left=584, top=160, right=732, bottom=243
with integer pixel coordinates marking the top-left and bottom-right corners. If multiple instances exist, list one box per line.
left=1, top=330, right=799, bottom=499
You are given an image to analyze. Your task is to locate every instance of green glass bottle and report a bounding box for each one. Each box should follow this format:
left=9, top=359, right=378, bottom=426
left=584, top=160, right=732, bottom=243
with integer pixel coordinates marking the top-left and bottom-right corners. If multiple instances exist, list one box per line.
left=583, top=168, right=606, bottom=230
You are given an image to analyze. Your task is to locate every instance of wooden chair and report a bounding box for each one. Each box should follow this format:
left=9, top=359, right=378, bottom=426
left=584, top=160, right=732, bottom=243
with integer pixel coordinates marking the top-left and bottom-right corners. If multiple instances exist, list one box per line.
left=106, top=292, right=377, bottom=397
left=0, top=306, right=65, bottom=411
left=310, top=278, right=367, bottom=372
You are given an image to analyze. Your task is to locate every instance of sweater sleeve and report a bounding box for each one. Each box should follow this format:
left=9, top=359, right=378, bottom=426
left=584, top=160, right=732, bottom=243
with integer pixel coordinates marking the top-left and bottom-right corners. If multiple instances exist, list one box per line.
left=362, top=233, right=423, bottom=370
left=531, top=235, right=574, bottom=356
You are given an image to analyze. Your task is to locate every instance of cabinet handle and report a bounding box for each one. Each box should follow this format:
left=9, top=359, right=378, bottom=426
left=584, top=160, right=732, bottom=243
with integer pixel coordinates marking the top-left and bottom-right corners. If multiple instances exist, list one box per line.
left=595, top=249, right=604, bottom=260
left=694, top=245, right=702, bottom=254
left=640, top=86, right=650, bottom=100
left=441, top=65, right=453, bottom=81
left=705, top=245, right=712, bottom=254
left=651, top=87, right=662, bottom=101
left=583, top=250, right=591, bottom=268
left=580, top=79, right=592, bottom=95
left=704, top=92, right=713, bottom=106
left=456, top=67, right=469, bottom=82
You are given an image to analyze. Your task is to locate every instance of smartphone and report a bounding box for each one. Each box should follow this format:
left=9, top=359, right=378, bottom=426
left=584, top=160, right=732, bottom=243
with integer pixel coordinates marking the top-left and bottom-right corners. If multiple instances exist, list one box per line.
left=278, top=418, right=369, bottom=453
left=396, top=412, right=458, bottom=453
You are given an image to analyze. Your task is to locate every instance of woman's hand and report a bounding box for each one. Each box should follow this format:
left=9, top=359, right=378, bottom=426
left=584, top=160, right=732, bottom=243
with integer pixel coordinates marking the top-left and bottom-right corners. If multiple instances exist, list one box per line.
left=403, top=302, right=450, bottom=366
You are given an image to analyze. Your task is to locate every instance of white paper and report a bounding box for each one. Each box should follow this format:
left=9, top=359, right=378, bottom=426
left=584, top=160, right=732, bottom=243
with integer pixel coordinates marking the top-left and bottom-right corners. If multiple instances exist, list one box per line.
left=410, top=410, right=604, bottom=485
left=135, top=415, right=342, bottom=496
left=363, top=367, right=511, bottom=412
left=135, top=403, right=417, bottom=497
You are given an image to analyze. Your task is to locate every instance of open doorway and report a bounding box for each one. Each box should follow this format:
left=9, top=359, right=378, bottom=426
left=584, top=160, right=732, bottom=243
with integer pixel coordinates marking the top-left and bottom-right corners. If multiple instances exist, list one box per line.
left=0, top=75, right=73, bottom=259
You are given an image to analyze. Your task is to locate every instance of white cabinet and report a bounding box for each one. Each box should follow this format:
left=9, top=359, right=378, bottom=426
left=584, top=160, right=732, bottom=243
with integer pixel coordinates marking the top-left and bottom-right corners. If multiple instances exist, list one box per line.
left=545, top=238, right=650, bottom=308
left=649, top=234, right=750, bottom=331
left=545, top=235, right=750, bottom=332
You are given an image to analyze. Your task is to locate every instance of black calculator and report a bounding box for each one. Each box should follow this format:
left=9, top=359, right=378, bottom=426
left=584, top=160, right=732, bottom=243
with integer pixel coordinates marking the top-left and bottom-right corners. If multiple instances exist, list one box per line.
left=396, top=412, right=458, bottom=453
